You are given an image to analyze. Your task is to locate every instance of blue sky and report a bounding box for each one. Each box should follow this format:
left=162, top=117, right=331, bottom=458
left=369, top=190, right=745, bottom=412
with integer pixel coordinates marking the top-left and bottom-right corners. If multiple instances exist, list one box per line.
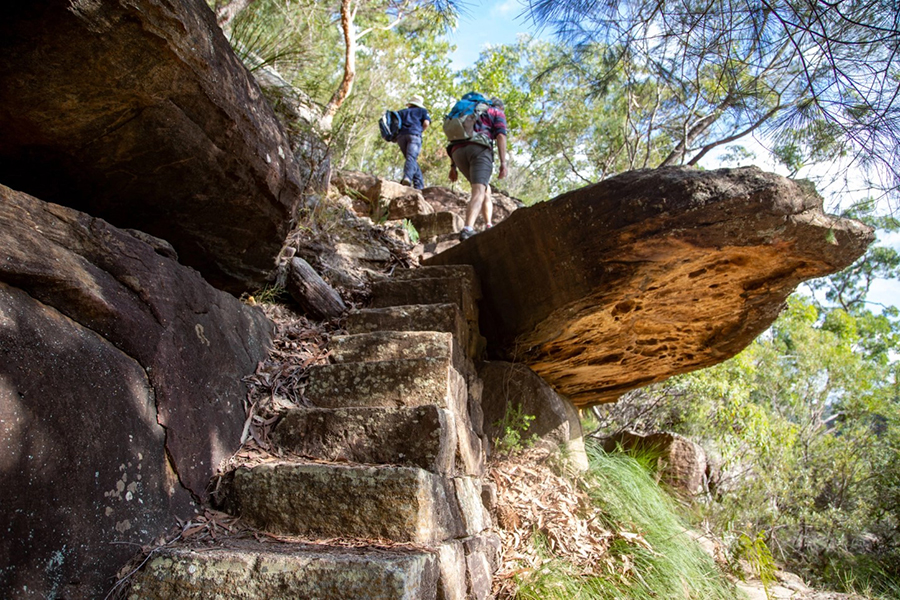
left=446, top=0, right=539, bottom=70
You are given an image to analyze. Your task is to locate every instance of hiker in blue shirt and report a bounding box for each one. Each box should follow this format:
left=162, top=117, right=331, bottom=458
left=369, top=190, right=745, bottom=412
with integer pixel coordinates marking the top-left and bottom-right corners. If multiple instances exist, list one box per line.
left=396, top=95, right=430, bottom=190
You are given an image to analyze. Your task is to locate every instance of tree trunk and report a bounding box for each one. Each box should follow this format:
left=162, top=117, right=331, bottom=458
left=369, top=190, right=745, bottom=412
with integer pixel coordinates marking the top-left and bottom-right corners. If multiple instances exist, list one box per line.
left=286, top=258, right=346, bottom=319
left=214, top=0, right=255, bottom=30
left=319, top=0, right=357, bottom=132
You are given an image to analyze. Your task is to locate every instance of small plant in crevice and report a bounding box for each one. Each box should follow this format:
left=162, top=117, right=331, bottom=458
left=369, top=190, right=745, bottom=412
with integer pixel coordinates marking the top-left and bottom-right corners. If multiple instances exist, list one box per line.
left=401, top=218, right=419, bottom=244
left=242, top=284, right=287, bottom=305
left=493, top=402, right=538, bottom=456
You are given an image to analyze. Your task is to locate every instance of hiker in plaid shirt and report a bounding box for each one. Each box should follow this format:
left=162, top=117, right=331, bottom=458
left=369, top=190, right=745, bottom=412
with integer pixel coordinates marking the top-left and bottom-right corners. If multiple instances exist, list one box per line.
left=447, top=96, right=508, bottom=241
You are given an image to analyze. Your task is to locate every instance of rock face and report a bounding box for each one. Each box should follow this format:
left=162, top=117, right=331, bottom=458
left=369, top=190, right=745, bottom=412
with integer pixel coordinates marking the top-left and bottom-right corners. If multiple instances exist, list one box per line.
left=480, top=361, right=589, bottom=471
left=0, top=184, right=273, bottom=597
left=0, top=0, right=302, bottom=294
left=426, top=167, right=873, bottom=406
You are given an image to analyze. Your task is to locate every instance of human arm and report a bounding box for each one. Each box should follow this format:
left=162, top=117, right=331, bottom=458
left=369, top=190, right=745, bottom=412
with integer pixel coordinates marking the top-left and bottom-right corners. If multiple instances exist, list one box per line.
left=496, top=133, right=508, bottom=179
left=449, top=162, right=458, bottom=182
left=422, top=119, right=430, bottom=131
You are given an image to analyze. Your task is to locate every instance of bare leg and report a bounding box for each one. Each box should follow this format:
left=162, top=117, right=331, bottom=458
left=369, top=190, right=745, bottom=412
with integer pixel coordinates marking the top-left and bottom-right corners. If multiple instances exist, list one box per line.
left=481, top=186, right=493, bottom=228
left=465, top=183, right=487, bottom=228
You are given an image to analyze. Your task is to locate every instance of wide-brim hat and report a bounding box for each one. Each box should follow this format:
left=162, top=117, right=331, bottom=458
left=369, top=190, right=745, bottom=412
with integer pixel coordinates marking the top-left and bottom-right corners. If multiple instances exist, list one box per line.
left=407, top=95, right=426, bottom=108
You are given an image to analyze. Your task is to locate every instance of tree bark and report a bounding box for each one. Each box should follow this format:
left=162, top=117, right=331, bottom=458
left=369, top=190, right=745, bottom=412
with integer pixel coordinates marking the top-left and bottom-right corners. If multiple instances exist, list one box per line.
left=214, top=0, right=255, bottom=30
left=320, top=0, right=357, bottom=131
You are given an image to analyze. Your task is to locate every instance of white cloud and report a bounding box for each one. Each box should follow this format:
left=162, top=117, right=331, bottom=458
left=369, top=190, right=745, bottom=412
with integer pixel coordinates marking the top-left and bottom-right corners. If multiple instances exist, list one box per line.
left=490, top=0, right=520, bottom=17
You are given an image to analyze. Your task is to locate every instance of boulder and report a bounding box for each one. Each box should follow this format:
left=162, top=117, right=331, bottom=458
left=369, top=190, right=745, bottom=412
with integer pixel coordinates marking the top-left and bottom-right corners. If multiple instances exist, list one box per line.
left=389, top=192, right=434, bottom=220
left=422, top=186, right=522, bottom=227
left=411, top=212, right=465, bottom=240
left=333, top=170, right=379, bottom=199
left=368, top=178, right=424, bottom=221
left=601, top=431, right=708, bottom=495
left=332, top=170, right=378, bottom=216
left=426, top=167, right=873, bottom=406
left=423, top=186, right=469, bottom=214
left=489, top=187, right=525, bottom=223
left=480, top=361, right=588, bottom=471
left=251, top=62, right=332, bottom=192
left=0, top=0, right=302, bottom=294
left=0, top=184, right=273, bottom=597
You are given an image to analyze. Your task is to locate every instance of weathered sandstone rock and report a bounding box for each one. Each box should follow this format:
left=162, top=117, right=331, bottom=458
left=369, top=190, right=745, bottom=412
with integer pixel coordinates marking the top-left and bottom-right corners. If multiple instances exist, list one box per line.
left=0, top=184, right=273, bottom=596
left=480, top=361, right=589, bottom=471
left=389, top=192, right=435, bottom=220
left=426, top=167, right=873, bottom=405
left=0, top=0, right=302, bottom=293
left=251, top=62, right=332, bottom=192
left=128, top=539, right=442, bottom=600
left=272, top=406, right=458, bottom=474
left=412, top=211, right=465, bottom=240
left=368, top=178, right=422, bottom=221
left=333, top=170, right=379, bottom=199
left=421, top=186, right=522, bottom=226
left=602, top=430, right=708, bottom=495
left=423, top=186, right=469, bottom=214
left=229, top=462, right=480, bottom=544
left=0, top=281, right=195, bottom=599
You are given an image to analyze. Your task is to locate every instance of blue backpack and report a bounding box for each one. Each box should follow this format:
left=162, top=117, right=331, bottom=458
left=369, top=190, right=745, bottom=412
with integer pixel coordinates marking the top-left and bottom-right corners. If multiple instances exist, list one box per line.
left=442, top=92, right=492, bottom=145
left=379, top=109, right=402, bottom=142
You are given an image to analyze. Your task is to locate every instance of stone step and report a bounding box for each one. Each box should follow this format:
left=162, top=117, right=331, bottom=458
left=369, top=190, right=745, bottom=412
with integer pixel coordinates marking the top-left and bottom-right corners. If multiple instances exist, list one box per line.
left=126, top=538, right=441, bottom=600
left=127, top=533, right=503, bottom=600
left=345, top=303, right=467, bottom=344
left=226, top=462, right=487, bottom=545
left=271, top=406, right=457, bottom=474
left=344, top=303, right=485, bottom=363
left=304, top=357, right=465, bottom=412
left=329, top=329, right=461, bottom=367
left=370, top=277, right=478, bottom=324
left=390, top=265, right=479, bottom=293
left=329, top=330, right=470, bottom=382
left=302, top=361, right=484, bottom=476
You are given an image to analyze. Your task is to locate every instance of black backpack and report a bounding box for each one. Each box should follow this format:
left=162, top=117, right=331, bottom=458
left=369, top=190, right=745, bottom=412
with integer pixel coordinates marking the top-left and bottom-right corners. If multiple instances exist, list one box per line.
left=378, top=109, right=402, bottom=142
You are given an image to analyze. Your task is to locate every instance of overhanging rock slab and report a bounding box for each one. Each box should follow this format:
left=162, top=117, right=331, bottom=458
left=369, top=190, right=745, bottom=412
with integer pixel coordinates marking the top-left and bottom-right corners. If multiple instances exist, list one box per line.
left=426, top=167, right=873, bottom=406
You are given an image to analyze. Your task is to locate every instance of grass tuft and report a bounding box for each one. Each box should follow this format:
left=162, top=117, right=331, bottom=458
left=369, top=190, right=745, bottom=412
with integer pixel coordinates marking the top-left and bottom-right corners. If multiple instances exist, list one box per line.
left=512, top=443, right=742, bottom=599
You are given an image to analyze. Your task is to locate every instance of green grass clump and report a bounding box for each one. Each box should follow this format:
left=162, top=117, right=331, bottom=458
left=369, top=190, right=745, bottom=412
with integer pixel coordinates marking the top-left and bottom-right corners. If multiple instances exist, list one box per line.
left=513, top=443, right=742, bottom=600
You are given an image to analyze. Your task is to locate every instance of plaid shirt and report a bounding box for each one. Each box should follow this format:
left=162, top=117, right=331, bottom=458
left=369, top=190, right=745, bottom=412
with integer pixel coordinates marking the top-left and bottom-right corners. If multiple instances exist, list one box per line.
left=474, top=105, right=508, bottom=141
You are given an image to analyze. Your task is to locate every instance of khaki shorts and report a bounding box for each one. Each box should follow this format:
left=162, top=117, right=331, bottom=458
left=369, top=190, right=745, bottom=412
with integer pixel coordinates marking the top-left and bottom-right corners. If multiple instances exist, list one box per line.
left=451, top=143, right=494, bottom=185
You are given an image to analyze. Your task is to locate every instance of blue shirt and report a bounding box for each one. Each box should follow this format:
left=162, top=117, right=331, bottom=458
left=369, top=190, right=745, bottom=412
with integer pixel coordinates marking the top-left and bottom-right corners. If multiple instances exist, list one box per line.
left=397, top=106, right=430, bottom=137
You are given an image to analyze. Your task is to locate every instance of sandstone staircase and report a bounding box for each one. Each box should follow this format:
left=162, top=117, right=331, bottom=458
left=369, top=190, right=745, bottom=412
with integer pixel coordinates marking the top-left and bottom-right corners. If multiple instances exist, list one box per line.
left=128, top=265, right=499, bottom=600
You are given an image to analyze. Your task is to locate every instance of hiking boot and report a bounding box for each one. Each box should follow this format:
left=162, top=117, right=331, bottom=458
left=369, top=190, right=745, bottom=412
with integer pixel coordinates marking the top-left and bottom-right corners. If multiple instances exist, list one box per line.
left=400, top=177, right=411, bottom=187
left=459, top=226, right=476, bottom=241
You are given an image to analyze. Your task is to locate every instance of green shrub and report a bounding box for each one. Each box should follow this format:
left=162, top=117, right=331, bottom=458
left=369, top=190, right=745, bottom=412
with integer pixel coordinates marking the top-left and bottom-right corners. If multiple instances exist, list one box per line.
left=493, top=403, right=537, bottom=456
